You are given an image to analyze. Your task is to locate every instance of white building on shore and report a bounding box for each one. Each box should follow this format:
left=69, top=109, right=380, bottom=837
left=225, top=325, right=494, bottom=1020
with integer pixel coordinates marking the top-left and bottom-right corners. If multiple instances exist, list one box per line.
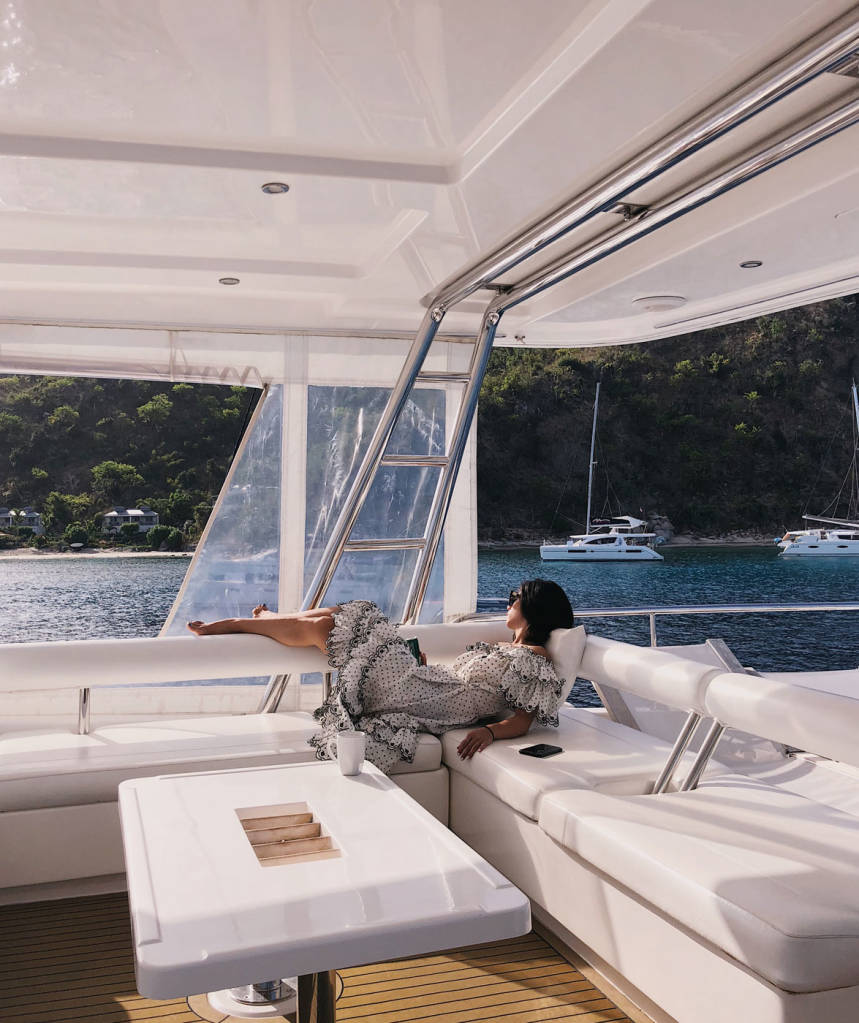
left=101, top=505, right=159, bottom=535
left=0, top=507, right=45, bottom=535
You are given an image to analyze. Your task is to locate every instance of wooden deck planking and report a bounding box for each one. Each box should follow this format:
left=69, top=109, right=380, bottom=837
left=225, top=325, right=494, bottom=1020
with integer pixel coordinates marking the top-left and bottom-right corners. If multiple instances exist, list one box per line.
left=0, top=892, right=634, bottom=1023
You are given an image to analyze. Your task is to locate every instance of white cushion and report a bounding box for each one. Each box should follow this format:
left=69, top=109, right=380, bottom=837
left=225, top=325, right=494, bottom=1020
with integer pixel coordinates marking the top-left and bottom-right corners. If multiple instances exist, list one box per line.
left=0, top=713, right=322, bottom=810
left=402, top=620, right=511, bottom=663
left=546, top=626, right=587, bottom=701
left=0, top=710, right=442, bottom=811
left=579, top=635, right=718, bottom=713
left=388, top=732, right=443, bottom=775
left=705, top=673, right=859, bottom=769
left=441, top=705, right=689, bottom=820
left=539, top=776, right=859, bottom=993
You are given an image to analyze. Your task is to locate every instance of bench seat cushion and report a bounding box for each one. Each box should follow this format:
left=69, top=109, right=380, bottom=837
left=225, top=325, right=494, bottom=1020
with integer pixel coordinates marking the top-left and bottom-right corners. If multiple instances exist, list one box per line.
left=441, top=705, right=694, bottom=820
left=0, top=713, right=442, bottom=810
left=539, top=774, right=859, bottom=993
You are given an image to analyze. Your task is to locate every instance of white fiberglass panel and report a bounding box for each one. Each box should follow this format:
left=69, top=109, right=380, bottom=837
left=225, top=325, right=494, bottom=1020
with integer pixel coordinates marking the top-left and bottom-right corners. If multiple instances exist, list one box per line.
left=0, top=0, right=581, bottom=152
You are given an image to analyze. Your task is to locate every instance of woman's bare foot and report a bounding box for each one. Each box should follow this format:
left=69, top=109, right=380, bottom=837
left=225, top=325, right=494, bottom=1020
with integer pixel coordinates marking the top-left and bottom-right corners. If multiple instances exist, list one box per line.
left=252, top=603, right=272, bottom=618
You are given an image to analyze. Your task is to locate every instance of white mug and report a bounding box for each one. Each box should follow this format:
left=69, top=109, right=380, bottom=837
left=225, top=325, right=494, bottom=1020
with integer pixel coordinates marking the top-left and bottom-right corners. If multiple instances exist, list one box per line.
left=326, top=730, right=366, bottom=776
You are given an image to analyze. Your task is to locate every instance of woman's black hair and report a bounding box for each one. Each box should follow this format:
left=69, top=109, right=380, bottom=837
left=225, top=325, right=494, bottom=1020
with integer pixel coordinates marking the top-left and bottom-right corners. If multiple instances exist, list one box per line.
left=517, top=578, right=574, bottom=646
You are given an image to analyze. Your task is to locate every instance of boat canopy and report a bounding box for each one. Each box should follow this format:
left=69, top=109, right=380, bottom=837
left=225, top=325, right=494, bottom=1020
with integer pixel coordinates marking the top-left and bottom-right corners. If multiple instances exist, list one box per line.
left=0, top=1, right=857, bottom=381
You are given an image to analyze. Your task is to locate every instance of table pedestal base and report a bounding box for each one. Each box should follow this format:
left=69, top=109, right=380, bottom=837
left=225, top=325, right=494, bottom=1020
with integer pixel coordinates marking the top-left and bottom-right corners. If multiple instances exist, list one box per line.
left=205, top=971, right=335, bottom=1022
left=207, top=979, right=296, bottom=1019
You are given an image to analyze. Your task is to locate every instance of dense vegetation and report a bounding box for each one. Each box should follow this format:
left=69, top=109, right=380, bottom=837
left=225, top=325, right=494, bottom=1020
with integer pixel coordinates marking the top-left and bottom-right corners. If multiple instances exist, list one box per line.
left=0, top=378, right=258, bottom=545
left=479, top=296, right=858, bottom=538
left=0, top=295, right=856, bottom=545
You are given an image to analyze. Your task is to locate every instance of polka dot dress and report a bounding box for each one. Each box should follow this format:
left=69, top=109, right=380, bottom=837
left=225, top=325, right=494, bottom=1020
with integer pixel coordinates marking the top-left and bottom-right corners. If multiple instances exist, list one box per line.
left=309, top=600, right=565, bottom=773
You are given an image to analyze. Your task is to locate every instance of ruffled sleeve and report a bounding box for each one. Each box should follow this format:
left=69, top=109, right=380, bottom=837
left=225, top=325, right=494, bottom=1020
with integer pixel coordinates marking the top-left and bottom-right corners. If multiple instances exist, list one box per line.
left=496, top=646, right=565, bottom=726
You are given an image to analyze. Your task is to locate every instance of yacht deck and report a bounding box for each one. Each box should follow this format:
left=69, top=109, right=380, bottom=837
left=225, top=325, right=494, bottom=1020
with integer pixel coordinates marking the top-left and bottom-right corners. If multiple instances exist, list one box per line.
left=0, top=892, right=637, bottom=1023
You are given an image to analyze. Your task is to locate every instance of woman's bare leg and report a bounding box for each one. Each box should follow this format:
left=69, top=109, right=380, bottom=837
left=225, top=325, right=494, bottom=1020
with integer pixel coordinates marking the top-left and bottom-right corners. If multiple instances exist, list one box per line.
left=252, top=603, right=340, bottom=620
left=187, top=611, right=336, bottom=653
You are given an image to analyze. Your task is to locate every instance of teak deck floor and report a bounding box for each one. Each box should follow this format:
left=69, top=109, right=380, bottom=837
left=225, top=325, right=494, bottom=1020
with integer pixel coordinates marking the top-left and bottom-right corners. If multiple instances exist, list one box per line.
left=0, top=892, right=635, bottom=1023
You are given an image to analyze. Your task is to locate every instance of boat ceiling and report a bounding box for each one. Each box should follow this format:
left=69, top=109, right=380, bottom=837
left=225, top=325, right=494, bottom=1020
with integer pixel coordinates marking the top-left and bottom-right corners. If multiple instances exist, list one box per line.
left=0, top=0, right=857, bottom=369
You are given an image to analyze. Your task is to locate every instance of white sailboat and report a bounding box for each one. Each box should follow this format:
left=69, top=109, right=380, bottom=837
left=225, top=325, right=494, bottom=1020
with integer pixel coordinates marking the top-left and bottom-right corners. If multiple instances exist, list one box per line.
left=779, top=382, right=859, bottom=556
left=540, top=383, right=664, bottom=561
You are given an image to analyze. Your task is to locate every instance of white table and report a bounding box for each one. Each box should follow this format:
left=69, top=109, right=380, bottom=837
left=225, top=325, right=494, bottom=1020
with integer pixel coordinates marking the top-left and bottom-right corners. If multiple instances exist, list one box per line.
left=118, top=761, right=530, bottom=1020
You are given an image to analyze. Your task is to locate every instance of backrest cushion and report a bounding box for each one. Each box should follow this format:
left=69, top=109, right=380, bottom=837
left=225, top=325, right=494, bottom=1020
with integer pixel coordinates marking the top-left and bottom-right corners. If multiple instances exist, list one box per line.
left=579, top=635, right=718, bottom=714
left=704, top=672, right=859, bottom=769
left=547, top=626, right=588, bottom=701
left=405, top=620, right=511, bottom=664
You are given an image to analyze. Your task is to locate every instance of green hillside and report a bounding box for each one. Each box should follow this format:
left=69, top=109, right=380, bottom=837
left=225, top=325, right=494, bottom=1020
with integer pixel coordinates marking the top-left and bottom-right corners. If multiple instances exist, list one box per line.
left=0, top=295, right=856, bottom=544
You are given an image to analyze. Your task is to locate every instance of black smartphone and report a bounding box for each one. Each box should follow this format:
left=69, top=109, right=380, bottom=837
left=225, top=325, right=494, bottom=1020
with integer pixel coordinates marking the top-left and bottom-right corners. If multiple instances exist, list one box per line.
left=519, top=743, right=563, bottom=758
left=405, top=637, right=422, bottom=662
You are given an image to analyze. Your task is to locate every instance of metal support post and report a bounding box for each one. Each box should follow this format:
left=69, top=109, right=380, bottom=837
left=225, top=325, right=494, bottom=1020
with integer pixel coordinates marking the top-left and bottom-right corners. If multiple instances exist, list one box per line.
left=651, top=711, right=703, bottom=793
left=256, top=673, right=291, bottom=714
left=680, top=721, right=726, bottom=791
left=401, top=309, right=501, bottom=624
left=298, top=970, right=337, bottom=1023
left=302, top=308, right=444, bottom=611
left=77, top=687, right=91, bottom=734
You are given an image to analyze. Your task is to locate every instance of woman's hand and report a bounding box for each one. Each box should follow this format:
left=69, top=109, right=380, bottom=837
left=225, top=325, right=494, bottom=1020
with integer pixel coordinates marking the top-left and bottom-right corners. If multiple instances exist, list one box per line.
left=420, top=651, right=427, bottom=665
left=457, top=726, right=493, bottom=760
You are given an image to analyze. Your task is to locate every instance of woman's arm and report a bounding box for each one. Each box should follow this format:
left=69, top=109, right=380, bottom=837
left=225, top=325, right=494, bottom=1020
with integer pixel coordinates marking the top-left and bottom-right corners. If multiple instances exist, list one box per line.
left=456, top=709, right=536, bottom=759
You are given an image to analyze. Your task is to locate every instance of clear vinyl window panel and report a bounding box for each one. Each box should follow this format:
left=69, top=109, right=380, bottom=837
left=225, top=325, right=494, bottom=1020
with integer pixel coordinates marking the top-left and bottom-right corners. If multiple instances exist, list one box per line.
left=161, top=384, right=282, bottom=648
left=305, top=384, right=446, bottom=621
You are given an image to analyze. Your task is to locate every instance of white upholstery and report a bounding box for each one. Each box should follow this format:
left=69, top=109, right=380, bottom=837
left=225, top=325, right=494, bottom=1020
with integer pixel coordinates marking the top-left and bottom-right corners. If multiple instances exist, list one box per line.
left=0, top=634, right=330, bottom=690
left=705, top=673, right=859, bottom=770
left=546, top=625, right=587, bottom=701
left=0, top=711, right=442, bottom=811
left=441, top=705, right=690, bottom=819
left=579, top=635, right=719, bottom=712
left=539, top=775, right=859, bottom=993
left=403, top=619, right=511, bottom=662
left=0, top=712, right=321, bottom=811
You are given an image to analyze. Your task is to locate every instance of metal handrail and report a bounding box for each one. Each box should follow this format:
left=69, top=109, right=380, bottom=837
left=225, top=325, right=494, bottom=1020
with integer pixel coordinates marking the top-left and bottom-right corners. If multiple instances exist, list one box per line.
left=493, top=94, right=859, bottom=314
left=430, top=9, right=859, bottom=311
left=467, top=601, right=859, bottom=647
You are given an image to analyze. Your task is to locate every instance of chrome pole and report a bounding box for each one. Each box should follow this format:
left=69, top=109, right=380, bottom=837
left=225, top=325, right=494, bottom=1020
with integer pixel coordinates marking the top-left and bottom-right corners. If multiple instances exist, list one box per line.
left=302, top=307, right=444, bottom=610
left=680, top=721, right=726, bottom=791
left=77, top=687, right=91, bottom=735
left=649, top=613, right=657, bottom=647
left=651, top=711, right=703, bottom=794
left=431, top=10, right=859, bottom=311
left=496, top=95, right=859, bottom=313
left=256, top=673, right=291, bottom=714
left=401, top=310, right=502, bottom=624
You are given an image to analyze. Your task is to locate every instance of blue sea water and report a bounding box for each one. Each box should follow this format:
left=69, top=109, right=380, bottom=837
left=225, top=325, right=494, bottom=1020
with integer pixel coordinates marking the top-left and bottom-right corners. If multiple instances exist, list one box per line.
left=0, top=548, right=856, bottom=677
left=480, top=546, right=859, bottom=673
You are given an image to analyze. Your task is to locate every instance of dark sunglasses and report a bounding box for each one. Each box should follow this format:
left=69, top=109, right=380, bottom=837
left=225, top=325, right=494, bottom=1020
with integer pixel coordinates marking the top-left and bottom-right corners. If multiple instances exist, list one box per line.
left=508, top=589, right=521, bottom=606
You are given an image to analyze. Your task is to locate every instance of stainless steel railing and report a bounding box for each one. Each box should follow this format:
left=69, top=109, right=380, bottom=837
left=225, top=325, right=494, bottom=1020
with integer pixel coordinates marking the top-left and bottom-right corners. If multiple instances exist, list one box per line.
left=466, top=601, right=859, bottom=647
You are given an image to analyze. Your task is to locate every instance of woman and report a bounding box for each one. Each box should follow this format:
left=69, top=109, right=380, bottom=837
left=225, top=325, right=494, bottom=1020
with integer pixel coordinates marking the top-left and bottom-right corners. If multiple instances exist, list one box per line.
left=188, top=578, right=574, bottom=773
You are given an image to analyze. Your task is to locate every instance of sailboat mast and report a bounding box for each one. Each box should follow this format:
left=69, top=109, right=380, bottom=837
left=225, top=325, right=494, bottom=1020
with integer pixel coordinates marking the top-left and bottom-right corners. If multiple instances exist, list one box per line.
left=585, top=382, right=600, bottom=534
left=852, top=380, right=859, bottom=435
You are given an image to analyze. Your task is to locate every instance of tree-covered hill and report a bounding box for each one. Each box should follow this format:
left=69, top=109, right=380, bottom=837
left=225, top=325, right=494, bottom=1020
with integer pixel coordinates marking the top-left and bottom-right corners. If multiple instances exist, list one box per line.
left=0, top=377, right=258, bottom=537
left=479, top=296, right=858, bottom=538
left=0, top=294, right=856, bottom=543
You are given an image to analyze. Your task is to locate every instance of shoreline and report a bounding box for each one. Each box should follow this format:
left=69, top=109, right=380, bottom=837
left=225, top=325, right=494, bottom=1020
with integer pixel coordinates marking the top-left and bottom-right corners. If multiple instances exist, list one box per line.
left=0, top=548, right=194, bottom=560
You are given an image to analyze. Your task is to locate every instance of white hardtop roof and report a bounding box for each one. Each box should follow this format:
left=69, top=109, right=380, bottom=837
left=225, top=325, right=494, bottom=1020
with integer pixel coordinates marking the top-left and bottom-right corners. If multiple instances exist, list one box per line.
left=0, top=1, right=857, bottom=381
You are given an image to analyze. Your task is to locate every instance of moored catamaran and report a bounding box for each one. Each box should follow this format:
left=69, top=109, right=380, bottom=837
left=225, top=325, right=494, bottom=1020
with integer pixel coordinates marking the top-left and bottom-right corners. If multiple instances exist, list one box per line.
left=540, top=382, right=664, bottom=561
left=2, top=5, right=859, bottom=1023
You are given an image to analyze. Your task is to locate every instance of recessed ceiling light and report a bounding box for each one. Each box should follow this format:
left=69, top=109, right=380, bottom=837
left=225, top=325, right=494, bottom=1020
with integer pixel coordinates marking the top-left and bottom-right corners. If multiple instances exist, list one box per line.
left=632, top=295, right=686, bottom=312
left=261, top=182, right=290, bottom=194
left=739, top=260, right=763, bottom=268
left=218, top=277, right=240, bottom=286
